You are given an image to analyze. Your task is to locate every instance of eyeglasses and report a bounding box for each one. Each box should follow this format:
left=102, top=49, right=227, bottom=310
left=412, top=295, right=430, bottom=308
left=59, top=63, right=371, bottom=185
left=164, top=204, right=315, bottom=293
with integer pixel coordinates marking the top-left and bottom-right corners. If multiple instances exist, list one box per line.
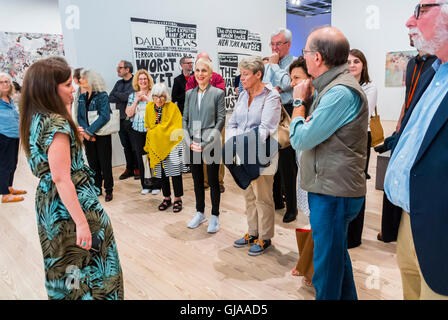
left=414, top=3, right=447, bottom=19
left=270, top=41, right=288, bottom=48
left=302, top=49, right=316, bottom=56
left=153, top=95, right=166, bottom=100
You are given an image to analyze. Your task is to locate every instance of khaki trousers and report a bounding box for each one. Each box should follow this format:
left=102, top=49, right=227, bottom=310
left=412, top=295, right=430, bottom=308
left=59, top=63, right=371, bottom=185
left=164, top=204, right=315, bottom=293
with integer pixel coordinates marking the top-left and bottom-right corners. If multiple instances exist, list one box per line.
left=203, top=162, right=225, bottom=187
left=397, top=211, right=448, bottom=300
left=243, top=174, right=275, bottom=240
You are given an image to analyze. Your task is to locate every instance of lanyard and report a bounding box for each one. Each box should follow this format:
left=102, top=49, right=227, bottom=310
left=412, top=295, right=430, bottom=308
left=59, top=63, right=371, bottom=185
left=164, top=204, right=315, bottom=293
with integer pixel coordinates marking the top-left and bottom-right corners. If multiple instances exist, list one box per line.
left=406, top=59, right=426, bottom=110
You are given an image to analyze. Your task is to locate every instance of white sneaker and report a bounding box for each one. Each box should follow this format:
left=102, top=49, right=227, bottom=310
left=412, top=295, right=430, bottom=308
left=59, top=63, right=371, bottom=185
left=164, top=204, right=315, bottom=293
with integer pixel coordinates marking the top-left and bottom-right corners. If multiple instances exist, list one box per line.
left=207, top=215, right=220, bottom=233
left=141, top=189, right=151, bottom=195
left=151, top=189, right=161, bottom=195
left=188, top=212, right=207, bottom=229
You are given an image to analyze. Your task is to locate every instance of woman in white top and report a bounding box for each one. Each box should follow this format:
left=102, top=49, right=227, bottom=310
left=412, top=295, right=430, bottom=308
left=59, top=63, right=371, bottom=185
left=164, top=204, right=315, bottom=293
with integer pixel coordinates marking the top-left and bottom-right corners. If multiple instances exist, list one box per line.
left=126, top=69, right=160, bottom=195
left=348, top=49, right=377, bottom=179
left=347, top=48, right=378, bottom=249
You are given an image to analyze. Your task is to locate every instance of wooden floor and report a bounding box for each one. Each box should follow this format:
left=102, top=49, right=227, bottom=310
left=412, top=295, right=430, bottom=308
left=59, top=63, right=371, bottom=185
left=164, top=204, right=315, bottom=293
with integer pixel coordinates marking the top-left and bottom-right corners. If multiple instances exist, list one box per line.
left=0, top=121, right=403, bottom=300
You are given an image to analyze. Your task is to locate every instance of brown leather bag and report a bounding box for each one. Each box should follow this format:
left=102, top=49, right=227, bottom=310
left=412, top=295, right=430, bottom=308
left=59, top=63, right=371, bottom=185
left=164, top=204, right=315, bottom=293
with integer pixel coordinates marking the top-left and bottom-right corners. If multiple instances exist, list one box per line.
left=370, top=106, right=384, bottom=147
left=277, top=105, right=291, bottom=149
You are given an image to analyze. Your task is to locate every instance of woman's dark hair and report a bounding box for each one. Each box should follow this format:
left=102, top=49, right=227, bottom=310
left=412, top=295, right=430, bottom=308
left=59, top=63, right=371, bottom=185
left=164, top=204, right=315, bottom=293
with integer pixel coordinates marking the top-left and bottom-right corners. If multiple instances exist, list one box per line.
left=349, top=49, right=371, bottom=85
left=122, top=60, right=134, bottom=74
left=73, top=68, right=83, bottom=81
left=289, top=56, right=311, bottom=77
left=20, top=58, right=81, bottom=156
left=12, top=81, right=21, bottom=92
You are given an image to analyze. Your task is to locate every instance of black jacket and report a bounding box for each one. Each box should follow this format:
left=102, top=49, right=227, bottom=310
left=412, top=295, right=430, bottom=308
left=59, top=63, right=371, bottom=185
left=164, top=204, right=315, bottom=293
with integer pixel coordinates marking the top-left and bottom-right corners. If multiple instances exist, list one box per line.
left=172, top=73, right=188, bottom=115
left=390, top=59, right=448, bottom=295
left=223, top=127, right=279, bottom=190
left=404, top=54, right=437, bottom=110
left=109, top=76, right=134, bottom=119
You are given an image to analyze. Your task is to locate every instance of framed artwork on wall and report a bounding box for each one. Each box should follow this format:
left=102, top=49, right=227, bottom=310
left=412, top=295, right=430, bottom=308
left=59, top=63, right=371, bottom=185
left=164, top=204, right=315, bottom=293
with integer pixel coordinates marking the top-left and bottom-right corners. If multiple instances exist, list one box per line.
left=0, top=31, right=65, bottom=85
left=385, top=50, right=417, bottom=87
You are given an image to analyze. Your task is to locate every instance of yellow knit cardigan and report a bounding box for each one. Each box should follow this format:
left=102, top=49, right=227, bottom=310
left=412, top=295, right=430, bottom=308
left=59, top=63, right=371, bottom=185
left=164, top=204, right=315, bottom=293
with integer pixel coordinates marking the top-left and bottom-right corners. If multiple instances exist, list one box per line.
left=143, top=101, right=183, bottom=169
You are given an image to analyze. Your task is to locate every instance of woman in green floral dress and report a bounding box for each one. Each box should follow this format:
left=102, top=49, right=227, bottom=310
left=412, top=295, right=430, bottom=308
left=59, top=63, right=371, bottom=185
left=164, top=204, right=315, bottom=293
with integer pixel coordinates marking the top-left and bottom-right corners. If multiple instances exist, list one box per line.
left=19, top=58, right=124, bottom=300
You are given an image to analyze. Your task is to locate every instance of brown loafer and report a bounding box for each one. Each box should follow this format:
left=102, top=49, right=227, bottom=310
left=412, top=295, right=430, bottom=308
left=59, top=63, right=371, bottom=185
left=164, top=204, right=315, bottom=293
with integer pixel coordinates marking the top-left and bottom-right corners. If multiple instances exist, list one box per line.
left=105, top=192, right=113, bottom=202
left=377, top=232, right=383, bottom=242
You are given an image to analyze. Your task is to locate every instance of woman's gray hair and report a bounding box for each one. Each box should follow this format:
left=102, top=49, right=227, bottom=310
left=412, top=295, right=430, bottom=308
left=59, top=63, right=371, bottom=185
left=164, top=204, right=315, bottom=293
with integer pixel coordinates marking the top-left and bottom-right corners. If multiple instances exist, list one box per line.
left=271, top=28, right=292, bottom=43
left=80, top=69, right=107, bottom=92
left=0, top=72, right=13, bottom=82
left=0, top=72, right=14, bottom=97
left=151, top=82, right=172, bottom=102
left=238, top=56, right=265, bottom=79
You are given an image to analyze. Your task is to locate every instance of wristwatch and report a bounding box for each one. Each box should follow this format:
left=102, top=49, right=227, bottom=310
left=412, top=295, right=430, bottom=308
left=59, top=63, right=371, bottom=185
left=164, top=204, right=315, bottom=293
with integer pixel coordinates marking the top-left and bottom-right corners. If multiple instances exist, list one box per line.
left=293, top=98, right=304, bottom=107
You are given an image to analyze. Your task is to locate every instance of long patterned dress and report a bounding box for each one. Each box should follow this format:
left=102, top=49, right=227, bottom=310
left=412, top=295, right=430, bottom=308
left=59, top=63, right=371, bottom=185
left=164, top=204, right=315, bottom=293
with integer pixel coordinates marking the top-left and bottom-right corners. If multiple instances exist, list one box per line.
left=28, top=113, right=124, bottom=300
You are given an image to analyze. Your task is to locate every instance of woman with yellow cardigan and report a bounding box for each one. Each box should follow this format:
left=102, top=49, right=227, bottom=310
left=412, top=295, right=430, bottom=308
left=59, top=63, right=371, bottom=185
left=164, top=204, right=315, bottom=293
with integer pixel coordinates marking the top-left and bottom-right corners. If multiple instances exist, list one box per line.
left=144, top=83, right=187, bottom=213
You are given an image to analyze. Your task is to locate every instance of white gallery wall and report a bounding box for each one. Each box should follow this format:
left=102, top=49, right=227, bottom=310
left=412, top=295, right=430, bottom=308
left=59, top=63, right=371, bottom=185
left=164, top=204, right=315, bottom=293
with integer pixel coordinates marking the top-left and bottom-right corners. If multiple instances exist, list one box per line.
left=58, top=0, right=286, bottom=166
left=58, top=0, right=285, bottom=90
left=0, top=0, right=61, bottom=34
left=0, top=0, right=419, bottom=164
left=332, top=0, right=418, bottom=121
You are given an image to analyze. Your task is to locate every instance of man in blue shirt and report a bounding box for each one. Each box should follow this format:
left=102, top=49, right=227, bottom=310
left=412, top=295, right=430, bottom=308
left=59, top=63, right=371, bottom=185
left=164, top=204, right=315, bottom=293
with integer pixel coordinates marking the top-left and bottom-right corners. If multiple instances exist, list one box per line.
left=384, top=0, right=448, bottom=300
left=263, top=28, right=298, bottom=223
left=289, top=26, right=368, bottom=300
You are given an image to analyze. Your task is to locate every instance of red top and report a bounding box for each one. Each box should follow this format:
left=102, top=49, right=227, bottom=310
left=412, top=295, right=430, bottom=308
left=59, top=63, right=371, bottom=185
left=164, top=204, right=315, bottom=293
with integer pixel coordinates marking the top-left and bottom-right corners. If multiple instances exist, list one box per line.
left=185, top=72, right=225, bottom=91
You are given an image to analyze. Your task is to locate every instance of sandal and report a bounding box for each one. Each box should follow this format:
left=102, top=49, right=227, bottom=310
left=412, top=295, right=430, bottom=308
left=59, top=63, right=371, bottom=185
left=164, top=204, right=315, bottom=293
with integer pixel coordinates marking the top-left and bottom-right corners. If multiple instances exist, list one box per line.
left=2, top=194, right=24, bottom=203
left=303, top=278, right=313, bottom=287
left=9, top=187, right=27, bottom=195
left=158, top=199, right=172, bottom=211
left=173, top=200, right=183, bottom=213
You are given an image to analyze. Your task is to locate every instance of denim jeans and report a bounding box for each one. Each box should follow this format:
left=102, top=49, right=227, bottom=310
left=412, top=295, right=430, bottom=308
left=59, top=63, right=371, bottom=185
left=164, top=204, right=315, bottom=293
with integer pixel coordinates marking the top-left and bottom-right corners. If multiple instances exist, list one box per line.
left=308, top=192, right=365, bottom=300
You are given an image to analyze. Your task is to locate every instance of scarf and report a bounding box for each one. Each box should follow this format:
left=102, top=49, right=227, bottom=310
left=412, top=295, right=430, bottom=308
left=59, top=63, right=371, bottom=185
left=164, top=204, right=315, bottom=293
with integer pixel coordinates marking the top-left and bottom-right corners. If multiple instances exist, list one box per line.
left=143, top=101, right=183, bottom=169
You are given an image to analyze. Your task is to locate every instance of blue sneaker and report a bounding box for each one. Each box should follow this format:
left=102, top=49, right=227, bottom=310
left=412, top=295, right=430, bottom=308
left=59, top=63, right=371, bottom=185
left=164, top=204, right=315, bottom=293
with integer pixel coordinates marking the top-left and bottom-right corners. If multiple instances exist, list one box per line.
left=248, top=239, right=271, bottom=256
left=233, top=234, right=258, bottom=248
left=207, top=215, right=220, bottom=233
left=187, top=211, right=207, bottom=229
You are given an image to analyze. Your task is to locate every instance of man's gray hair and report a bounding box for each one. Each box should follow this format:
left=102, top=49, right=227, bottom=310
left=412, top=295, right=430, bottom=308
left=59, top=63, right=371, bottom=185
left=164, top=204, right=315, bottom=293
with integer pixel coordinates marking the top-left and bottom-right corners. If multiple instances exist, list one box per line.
left=151, top=82, right=172, bottom=102
left=307, top=25, right=350, bottom=68
left=80, top=69, right=107, bottom=92
left=271, top=28, right=292, bottom=42
left=437, top=0, right=448, bottom=15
